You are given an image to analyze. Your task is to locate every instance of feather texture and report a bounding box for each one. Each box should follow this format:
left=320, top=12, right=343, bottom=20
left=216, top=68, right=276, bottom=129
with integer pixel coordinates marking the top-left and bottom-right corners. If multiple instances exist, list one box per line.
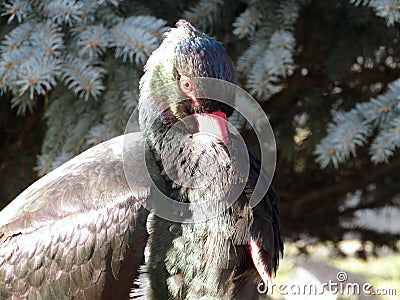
left=0, top=134, right=155, bottom=299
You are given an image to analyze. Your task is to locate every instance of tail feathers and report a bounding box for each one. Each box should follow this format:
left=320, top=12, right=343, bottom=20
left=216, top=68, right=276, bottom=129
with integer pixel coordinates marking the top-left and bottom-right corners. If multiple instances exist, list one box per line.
left=248, top=149, right=284, bottom=276
left=249, top=238, right=273, bottom=290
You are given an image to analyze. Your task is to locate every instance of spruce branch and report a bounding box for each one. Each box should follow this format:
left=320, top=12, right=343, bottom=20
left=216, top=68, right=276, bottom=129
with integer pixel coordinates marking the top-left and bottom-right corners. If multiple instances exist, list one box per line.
left=35, top=89, right=101, bottom=174
left=84, top=124, right=117, bottom=148
left=237, top=42, right=268, bottom=73
left=50, top=152, right=73, bottom=170
left=0, top=22, right=63, bottom=96
left=370, top=116, right=400, bottom=163
left=10, top=90, right=35, bottom=115
left=15, top=55, right=61, bottom=99
left=101, top=64, right=138, bottom=131
left=266, top=48, right=294, bottom=78
left=269, top=29, right=296, bottom=52
left=76, top=24, right=109, bottom=59
left=117, top=66, right=139, bottom=112
left=316, top=79, right=400, bottom=167
left=314, top=109, right=372, bottom=169
left=35, top=92, right=73, bottom=175
left=351, top=0, right=400, bottom=26
left=247, top=58, right=283, bottom=99
left=35, top=152, right=72, bottom=176
left=183, top=0, right=224, bottom=32
left=0, top=21, right=36, bottom=57
left=1, top=0, right=32, bottom=23
left=245, top=31, right=296, bottom=98
left=277, top=0, right=301, bottom=28
left=43, top=0, right=84, bottom=26
left=61, top=54, right=106, bottom=100
left=30, top=23, right=64, bottom=58
left=235, top=0, right=300, bottom=100
left=356, top=84, right=400, bottom=126
left=96, top=3, right=123, bottom=27
left=233, top=6, right=263, bottom=38
left=371, top=0, right=400, bottom=26
left=0, top=52, right=21, bottom=92
left=34, top=153, right=54, bottom=176
left=79, top=0, right=102, bottom=21
left=109, top=16, right=167, bottom=65
left=61, top=111, right=98, bottom=154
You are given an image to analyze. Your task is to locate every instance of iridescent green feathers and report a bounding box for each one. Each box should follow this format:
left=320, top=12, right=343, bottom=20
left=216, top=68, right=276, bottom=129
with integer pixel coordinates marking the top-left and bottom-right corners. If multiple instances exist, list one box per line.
left=139, top=20, right=235, bottom=96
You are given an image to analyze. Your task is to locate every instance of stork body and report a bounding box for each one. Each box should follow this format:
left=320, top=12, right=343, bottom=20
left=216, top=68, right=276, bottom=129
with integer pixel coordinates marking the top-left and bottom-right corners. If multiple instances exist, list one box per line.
left=0, top=21, right=283, bottom=300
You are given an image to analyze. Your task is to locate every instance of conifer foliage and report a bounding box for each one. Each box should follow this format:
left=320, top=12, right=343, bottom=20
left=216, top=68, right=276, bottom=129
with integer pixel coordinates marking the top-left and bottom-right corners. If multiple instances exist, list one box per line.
left=316, top=0, right=400, bottom=167
left=0, top=1, right=168, bottom=175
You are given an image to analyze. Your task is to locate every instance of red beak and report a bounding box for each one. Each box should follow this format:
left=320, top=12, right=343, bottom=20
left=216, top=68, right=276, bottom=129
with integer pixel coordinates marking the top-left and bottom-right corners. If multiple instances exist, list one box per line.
left=193, top=111, right=228, bottom=145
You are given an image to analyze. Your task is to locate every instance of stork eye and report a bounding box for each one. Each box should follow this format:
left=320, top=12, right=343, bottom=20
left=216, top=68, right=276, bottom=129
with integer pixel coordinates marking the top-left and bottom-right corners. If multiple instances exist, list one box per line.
left=179, top=75, right=194, bottom=94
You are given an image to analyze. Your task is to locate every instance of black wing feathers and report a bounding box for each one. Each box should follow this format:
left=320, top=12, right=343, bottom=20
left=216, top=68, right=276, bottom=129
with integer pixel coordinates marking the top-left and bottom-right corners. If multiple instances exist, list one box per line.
left=248, top=149, right=284, bottom=275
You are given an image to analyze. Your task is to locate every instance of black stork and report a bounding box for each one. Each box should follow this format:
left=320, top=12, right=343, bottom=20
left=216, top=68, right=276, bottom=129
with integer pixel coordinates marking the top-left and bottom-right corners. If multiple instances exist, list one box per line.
left=0, top=20, right=283, bottom=300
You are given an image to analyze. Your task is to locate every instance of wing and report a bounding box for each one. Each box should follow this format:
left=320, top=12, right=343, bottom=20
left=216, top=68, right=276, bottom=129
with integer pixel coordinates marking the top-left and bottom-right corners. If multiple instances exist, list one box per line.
left=0, top=133, right=159, bottom=299
left=232, top=149, right=284, bottom=298
left=248, top=149, right=284, bottom=275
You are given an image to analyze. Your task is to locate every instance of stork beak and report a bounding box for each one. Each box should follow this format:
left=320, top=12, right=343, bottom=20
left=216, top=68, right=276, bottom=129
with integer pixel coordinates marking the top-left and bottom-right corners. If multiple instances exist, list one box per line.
left=193, top=111, right=228, bottom=145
